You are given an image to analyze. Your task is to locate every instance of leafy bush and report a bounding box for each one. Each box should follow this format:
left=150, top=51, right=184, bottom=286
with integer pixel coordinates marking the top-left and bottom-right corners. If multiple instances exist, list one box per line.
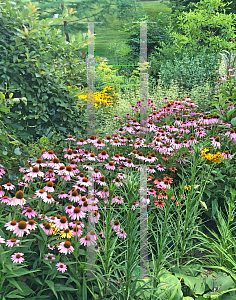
left=0, top=0, right=88, bottom=144
left=154, top=49, right=221, bottom=91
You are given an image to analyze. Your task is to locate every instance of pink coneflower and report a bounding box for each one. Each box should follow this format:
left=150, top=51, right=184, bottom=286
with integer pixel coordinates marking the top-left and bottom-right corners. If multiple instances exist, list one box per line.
left=48, top=244, right=55, bottom=250
left=43, top=181, right=55, bottom=193
left=2, top=182, right=15, bottom=190
left=124, top=159, right=134, bottom=168
left=6, top=238, right=20, bottom=247
left=87, top=152, right=96, bottom=161
left=94, top=139, right=105, bottom=149
left=57, top=241, right=74, bottom=254
left=65, top=204, right=75, bottom=214
left=57, top=191, right=68, bottom=199
left=9, top=190, right=26, bottom=206
left=105, top=161, right=115, bottom=171
left=0, top=236, right=5, bottom=244
left=11, top=252, right=24, bottom=263
left=55, top=216, right=69, bottom=230
left=111, top=195, right=124, bottom=205
left=211, top=136, right=221, bottom=148
left=112, top=154, right=120, bottom=163
left=68, top=190, right=81, bottom=203
left=13, top=221, right=30, bottom=237
left=5, top=220, right=18, bottom=231
left=77, top=138, right=87, bottom=146
left=43, top=194, right=55, bottom=204
left=22, top=207, right=37, bottom=218
left=80, top=235, right=96, bottom=246
left=26, top=166, right=45, bottom=179
left=92, top=169, right=103, bottom=179
left=0, top=168, right=6, bottom=176
left=56, top=262, right=67, bottom=273
left=113, top=115, right=121, bottom=120
left=72, top=226, right=83, bottom=237
left=41, top=150, right=57, bottom=160
left=225, top=129, right=236, bottom=140
left=147, top=166, right=156, bottom=174
left=27, top=219, right=37, bottom=230
left=156, top=164, right=166, bottom=172
left=113, top=177, right=123, bottom=187
left=0, top=186, right=5, bottom=197
left=70, top=207, right=86, bottom=220
left=40, top=222, right=54, bottom=235
left=89, top=210, right=101, bottom=223
left=117, top=173, right=126, bottom=180
left=195, top=130, right=207, bottom=138
left=35, top=189, right=47, bottom=199
left=96, top=176, right=107, bottom=186
left=87, top=229, right=97, bottom=242
left=147, top=188, right=156, bottom=196
left=115, top=228, right=127, bottom=239
left=221, top=151, right=233, bottom=159
left=111, top=219, right=121, bottom=231
left=45, top=253, right=56, bottom=263
left=110, top=139, right=121, bottom=147
left=65, top=135, right=76, bottom=141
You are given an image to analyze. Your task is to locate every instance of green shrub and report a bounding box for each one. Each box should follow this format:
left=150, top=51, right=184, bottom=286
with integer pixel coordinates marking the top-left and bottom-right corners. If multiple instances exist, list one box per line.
left=0, top=0, right=88, bottom=145
left=151, top=48, right=221, bottom=92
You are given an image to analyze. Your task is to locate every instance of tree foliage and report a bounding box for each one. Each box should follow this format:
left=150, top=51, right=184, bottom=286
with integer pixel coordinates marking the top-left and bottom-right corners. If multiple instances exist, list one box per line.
left=167, top=0, right=236, bottom=55
left=0, top=0, right=88, bottom=146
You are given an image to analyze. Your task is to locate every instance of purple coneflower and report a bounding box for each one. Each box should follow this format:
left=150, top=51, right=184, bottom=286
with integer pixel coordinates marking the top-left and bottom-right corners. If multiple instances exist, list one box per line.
left=11, top=252, right=24, bottom=263
left=2, top=182, right=15, bottom=191
left=56, top=262, right=67, bottom=273
left=6, top=238, right=20, bottom=247
left=57, top=241, right=74, bottom=254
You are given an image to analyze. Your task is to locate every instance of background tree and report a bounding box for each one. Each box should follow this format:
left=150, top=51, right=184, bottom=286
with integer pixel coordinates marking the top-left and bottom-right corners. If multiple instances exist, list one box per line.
left=23, top=0, right=141, bottom=43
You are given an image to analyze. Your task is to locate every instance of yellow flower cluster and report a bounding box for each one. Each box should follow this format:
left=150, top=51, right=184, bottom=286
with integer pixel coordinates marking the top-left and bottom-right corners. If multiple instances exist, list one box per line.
left=185, top=185, right=191, bottom=190
left=76, top=86, right=118, bottom=108
left=201, top=148, right=224, bottom=163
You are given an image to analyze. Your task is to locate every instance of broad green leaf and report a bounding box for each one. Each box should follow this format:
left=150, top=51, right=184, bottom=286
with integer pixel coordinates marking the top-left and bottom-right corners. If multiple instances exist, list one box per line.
left=14, top=148, right=22, bottom=155
left=45, top=280, right=58, bottom=299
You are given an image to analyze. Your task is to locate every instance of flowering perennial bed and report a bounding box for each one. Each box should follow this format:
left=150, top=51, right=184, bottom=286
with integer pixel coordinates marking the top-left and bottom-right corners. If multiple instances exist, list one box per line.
left=0, top=95, right=235, bottom=298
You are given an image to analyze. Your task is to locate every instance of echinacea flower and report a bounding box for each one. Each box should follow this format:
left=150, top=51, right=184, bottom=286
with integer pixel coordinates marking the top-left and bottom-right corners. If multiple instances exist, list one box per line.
left=22, top=207, right=37, bottom=218
left=11, top=252, right=24, bottom=263
left=55, top=216, right=69, bottom=230
left=57, top=241, right=74, bottom=254
left=56, top=262, right=67, bottom=273
left=69, top=207, right=86, bottom=220
left=45, top=253, right=56, bottom=263
left=13, top=220, right=30, bottom=237
left=40, top=222, right=54, bottom=235
left=0, top=236, right=5, bottom=244
left=80, top=235, right=96, bottom=246
left=27, top=219, right=37, bottom=231
left=2, top=183, right=15, bottom=191
left=6, top=238, right=20, bottom=247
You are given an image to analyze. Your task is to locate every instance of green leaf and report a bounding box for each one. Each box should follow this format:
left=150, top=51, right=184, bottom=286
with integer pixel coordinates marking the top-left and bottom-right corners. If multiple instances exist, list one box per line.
left=231, top=117, right=236, bottom=126
left=14, top=148, right=22, bottom=155
left=0, top=106, right=10, bottom=113
left=45, top=280, right=58, bottom=299
left=8, top=278, right=24, bottom=292
left=54, top=284, right=78, bottom=292
left=6, top=268, right=40, bottom=278
left=5, top=291, right=24, bottom=298
left=9, top=174, right=17, bottom=181
left=40, top=136, right=49, bottom=143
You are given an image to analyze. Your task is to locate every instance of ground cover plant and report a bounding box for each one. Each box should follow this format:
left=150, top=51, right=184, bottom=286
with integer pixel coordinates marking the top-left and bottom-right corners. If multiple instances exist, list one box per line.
left=1, top=83, right=236, bottom=298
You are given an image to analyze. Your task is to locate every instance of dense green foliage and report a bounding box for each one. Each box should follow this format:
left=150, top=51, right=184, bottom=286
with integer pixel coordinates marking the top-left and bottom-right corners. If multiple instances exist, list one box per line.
left=0, top=0, right=88, bottom=145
